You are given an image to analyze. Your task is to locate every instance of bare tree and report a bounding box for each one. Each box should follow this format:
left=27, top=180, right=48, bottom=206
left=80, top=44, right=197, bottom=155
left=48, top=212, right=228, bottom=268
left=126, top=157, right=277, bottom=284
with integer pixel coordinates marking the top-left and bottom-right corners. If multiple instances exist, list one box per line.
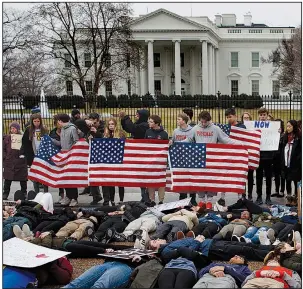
left=31, top=3, right=145, bottom=104
left=262, top=27, right=302, bottom=92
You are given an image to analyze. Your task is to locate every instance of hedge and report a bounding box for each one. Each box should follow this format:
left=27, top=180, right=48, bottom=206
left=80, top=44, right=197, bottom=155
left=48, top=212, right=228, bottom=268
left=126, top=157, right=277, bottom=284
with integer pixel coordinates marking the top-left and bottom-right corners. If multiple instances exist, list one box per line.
left=22, top=95, right=39, bottom=109
left=60, top=95, right=85, bottom=109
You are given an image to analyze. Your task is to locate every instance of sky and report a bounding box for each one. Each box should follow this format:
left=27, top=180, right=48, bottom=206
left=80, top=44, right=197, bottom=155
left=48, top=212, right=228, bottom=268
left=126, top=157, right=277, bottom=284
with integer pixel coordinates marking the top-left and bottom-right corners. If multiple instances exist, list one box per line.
left=3, top=1, right=302, bottom=27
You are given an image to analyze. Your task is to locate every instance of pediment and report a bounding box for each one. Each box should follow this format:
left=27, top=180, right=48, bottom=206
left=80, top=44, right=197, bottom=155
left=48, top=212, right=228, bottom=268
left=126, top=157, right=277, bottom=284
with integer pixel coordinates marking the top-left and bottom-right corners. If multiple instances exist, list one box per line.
left=131, top=9, right=208, bottom=31
left=227, top=73, right=242, bottom=78
left=248, top=72, right=263, bottom=78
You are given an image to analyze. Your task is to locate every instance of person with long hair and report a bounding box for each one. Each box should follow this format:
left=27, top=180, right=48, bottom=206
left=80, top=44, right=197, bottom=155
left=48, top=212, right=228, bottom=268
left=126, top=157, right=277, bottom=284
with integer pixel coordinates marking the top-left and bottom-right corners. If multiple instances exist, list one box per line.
left=271, top=119, right=286, bottom=198
left=103, top=118, right=126, bottom=206
left=22, top=113, right=49, bottom=194
left=281, top=120, right=302, bottom=197
left=3, top=122, right=28, bottom=200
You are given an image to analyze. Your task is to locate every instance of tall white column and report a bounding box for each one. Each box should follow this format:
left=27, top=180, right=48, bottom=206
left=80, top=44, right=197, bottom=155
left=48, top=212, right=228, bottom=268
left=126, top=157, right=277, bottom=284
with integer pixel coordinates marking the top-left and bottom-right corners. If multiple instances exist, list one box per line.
left=140, top=47, right=147, bottom=95
left=146, top=40, right=154, bottom=96
left=208, top=44, right=213, bottom=94
left=173, top=40, right=181, bottom=95
left=212, top=46, right=216, bottom=94
left=190, top=47, right=195, bottom=95
left=165, top=47, right=170, bottom=96
left=215, top=47, right=219, bottom=93
left=135, top=68, right=141, bottom=95
left=201, top=40, right=208, bottom=95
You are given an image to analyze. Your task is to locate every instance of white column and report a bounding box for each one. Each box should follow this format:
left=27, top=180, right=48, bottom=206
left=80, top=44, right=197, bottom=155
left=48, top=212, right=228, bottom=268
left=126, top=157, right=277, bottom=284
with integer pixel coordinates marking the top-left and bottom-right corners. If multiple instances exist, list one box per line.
left=201, top=40, right=208, bottom=95
left=135, top=68, right=141, bottom=95
left=165, top=47, right=170, bottom=95
left=208, top=44, right=213, bottom=94
left=215, top=47, right=219, bottom=93
left=173, top=39, right=181, bottom=95
left=212, top=46, right=216, bottom=94
left=146, top=40, right=154, bottom=96
left=190, top=47, right=195, bottom=95
left=140, top=47, right=147, bottom=95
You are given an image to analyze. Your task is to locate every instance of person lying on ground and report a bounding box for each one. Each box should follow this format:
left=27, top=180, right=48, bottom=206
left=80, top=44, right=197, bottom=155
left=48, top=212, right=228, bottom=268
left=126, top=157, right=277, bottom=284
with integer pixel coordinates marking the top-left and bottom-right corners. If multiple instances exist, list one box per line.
left=193, top=255, right=251, bottom=288
left=242, top=251, right=301, bottom=288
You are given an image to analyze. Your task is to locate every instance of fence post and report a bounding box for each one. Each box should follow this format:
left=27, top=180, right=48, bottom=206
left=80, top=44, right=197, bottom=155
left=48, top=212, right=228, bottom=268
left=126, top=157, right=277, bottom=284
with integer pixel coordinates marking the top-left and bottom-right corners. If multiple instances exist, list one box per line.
left=18, top=92, right=25, bottom=131
left=289, top=90, right=292, bottom=120
left=217, top=91, right=221, bottom=123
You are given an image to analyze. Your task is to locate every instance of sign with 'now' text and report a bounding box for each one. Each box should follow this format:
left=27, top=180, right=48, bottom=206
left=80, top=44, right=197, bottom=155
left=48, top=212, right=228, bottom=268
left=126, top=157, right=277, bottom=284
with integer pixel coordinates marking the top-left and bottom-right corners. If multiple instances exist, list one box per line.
left=244, top=121, right=280, bottom=151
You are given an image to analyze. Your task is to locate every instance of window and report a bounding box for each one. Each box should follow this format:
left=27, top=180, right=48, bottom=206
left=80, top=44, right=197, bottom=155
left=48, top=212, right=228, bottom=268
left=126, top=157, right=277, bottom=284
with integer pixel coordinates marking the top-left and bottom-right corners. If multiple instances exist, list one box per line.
left=181, top=88, right=186, bottom=96
left=126, top=53, right=130, bottom=68
left=251, top=80, right=259, bottom=96
left=64, top=54, right=71, bottom=68
left=154, top=80, right=161, bottom=96
left=180, top=53, right=184, bottom=67
left=249, top=29, right=262, bottom=33
left=154, top=53, right=160, bottom=67
left=272, top=80, right=280, bottom=98
left=252, top=52, right=259, bottom=67
left=270, top=29, right=283, bottom=33
left=86, top=81, right=93, bottom=93
left=231, top=80, right=239, bottom=96
left=231, top=52, right=238, bottom=68
left=105, top=54, right=111, bottom=68
left=66, top=81, right=73, bottom=95
left=228, top=29, right=241, bottom=33
left=84, top=53, right=91, bottom=67
left=105, top=81, right=112, bottom=96
left=127, top=79, right=131, bottom=96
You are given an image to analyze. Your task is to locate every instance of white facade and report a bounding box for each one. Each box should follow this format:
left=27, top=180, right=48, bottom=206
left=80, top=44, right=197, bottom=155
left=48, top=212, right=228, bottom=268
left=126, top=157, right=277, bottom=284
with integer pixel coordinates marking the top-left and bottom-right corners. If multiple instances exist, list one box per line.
left=65, top=9, right=295, bottom=97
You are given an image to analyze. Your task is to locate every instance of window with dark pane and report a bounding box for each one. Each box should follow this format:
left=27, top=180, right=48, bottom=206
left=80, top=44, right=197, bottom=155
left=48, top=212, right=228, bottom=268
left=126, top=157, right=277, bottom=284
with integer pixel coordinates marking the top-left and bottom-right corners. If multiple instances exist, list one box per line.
left=180, top=53, right=184, bottom=67
left=231, top=80, right=238, bottom=96
left=105, top=80, right=112, bottom=96
left=86, top=81, right=93, bottom=93
left=84, top=53, right=91, bottom=67
left=65, top=54, right=72, bottom=68
left=154, top=53, right=160, bottom=67
left=66, top=81, right=73, bottom=95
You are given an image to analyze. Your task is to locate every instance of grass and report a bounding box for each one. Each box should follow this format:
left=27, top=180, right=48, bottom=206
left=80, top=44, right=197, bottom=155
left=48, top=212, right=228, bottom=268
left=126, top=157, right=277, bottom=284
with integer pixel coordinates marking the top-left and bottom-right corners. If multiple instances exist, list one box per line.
left=3, top=107, right=301, bottom=136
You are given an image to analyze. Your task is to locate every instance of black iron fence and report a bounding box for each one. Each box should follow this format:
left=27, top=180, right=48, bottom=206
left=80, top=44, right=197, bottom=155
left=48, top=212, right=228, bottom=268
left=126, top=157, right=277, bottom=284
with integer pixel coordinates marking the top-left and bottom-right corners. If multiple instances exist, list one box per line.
left=3, top=92, right=302, bottom=136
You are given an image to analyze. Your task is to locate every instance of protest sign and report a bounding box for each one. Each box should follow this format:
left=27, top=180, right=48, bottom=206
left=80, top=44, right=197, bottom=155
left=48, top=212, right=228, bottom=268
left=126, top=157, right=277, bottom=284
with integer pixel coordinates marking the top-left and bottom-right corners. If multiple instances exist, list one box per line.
left=11, top=134, right=22, bottom=150
left=152, top=198, right=191, bottom=212
left=3, top=238, right=70, bottom=268
left=244, top=121, right=280, bottom=151
left=98, top=248, right=156, bottom=259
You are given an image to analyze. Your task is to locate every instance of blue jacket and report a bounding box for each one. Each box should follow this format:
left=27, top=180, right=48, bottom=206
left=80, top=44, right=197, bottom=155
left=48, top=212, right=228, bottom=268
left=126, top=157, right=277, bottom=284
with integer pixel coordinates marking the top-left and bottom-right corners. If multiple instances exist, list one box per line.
left=165, top=257, right=198, bottom=278
left=159, top=238, right=213, bottom=257
left=198, top=263, right=251, bottom=287
left=198, top=213, right=227, bottom=229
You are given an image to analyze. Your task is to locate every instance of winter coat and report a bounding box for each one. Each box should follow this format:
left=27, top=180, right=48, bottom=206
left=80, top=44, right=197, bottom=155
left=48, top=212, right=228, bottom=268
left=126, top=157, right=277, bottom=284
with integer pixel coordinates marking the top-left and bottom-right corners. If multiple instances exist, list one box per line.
left=198, top=213, right=228, bottom=229
left=144, top=127, right=169, bottom=140
left=3, top=135, right=28, bottom=181
left=74, top=119, right=104, bottom=140
left=172, top=125, right=193, bottom=142
left=60, top=123, right=79, bottom=150
left=280, top=252, right=302, bottom=275
left=121, top=201, right=148, bottom=223
left=162, top=209, right=199, bottom=230
left=49, top=128, right=61, bottom=149
left=42, top=207, right=76, bottom=224
left=121, top=109, right=150, bottom=139
left=14, top=202, right=43, bottom=228
left=281, top=135, right=302, bottom=182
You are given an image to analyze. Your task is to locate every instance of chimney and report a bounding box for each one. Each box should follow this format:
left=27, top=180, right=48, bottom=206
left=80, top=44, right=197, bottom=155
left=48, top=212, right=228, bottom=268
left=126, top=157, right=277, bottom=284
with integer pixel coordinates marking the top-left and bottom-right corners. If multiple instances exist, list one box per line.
left=244, top=12, right=252, bottom=26
left=215, top=14, right=222, bottom=26
left=221, top=14, right=236, bottom=27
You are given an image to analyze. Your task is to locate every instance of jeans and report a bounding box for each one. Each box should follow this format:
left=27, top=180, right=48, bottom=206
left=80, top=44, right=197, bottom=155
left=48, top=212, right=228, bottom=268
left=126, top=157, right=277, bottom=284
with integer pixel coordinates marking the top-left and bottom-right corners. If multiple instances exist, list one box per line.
left=3, top=217, right=31, bottom=241
left=243, top=226, right=268, bottom=244
left=63, top=261, right=132, bottom=288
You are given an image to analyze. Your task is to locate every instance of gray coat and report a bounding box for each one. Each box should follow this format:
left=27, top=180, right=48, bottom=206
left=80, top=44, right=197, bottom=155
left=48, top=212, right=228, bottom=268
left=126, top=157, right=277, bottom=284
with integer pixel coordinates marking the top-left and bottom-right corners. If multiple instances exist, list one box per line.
left=59, top=123, right=79, bottom=150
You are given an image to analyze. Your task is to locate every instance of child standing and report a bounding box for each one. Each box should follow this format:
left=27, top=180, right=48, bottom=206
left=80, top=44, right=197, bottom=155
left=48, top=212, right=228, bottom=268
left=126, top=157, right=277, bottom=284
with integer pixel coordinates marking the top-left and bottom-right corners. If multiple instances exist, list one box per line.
left=22, top=114, right=48, bottom=194
left=3, top=122, right=28, bottom=200
left=103, top=118, right=126, bottom=206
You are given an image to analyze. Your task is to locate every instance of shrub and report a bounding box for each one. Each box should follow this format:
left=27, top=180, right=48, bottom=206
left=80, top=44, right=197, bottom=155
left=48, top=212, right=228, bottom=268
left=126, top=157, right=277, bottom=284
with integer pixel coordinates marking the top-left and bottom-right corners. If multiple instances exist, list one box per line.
left=156, top=94, right=170, bottom=108
left=181, top=94, right=195, bottom=108
left=194, top=95, right=218, bottom=108
left=169, top=94, right=182, bottom=108
left=142, top=93, right=155, bottom=107
left=130, top=94, right=142, bottom=108
left=46, top=95, right=60, bottom=109
left=107, top=95, right=118, bottom=108
left=22, top=95, right=39, bottom=109
left=218, top=94, right=233, bottom=108
left=60, top=95, right=85, bottom=109
left=96, top=95, right=107, bottom=108
left=244, top=95, right=264, bottom=109
left=117, top=94, right=131, bottom=108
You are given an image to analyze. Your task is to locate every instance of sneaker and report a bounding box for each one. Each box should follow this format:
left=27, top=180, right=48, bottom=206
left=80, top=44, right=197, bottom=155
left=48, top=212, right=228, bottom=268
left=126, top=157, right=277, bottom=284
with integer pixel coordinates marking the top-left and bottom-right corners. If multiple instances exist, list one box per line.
left=150, top=201, right=156, bottom=207
left=259, top=231, right=271, bottom=245
left=239, top=236, right=246, bottom=242
left=214, top=201, right=225, bottom=212
left=85, top=226, right=98, bottom=242
left=60, top=197, right=71, bottom=206
left=231, top=235, right=240, bottom=242
left=90, top=196, right=102, bottom=205
left=255, top=198, right=263, bottom=205
left=186, top=231, right=195, bottom=238
left=273, top=239, right=281, bottom=245
left=158, top=201, right=163, bottom=205
left=266, top=228, right=275, bottom=243
left=217, top=198, right=225, bottom=206
left=110, top=229, right=127, bottom=242
left=13, top=225, right=25, bottom=239
left=206, top=202, right=212, bottom=210
left=176, top=231, right=185, bottom=240
left=69, top=199, right=78, bottom=207
left=22, top=224, right=33, bottom=238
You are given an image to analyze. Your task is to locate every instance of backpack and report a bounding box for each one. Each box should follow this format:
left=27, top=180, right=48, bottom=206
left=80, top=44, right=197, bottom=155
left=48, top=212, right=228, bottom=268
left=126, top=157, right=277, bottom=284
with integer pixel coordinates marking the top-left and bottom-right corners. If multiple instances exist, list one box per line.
left=129, top=259, right=163, bottom=288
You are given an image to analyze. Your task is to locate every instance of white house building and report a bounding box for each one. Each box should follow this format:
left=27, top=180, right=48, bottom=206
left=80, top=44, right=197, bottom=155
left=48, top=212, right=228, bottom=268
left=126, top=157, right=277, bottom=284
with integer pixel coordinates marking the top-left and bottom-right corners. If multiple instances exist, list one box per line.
left=63, top=9, right=295, bottom=97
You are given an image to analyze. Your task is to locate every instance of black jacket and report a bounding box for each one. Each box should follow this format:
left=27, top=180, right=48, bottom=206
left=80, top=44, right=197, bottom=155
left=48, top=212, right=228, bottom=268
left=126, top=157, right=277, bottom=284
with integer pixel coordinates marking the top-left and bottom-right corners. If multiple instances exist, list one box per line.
left=121, top=109, right=150, bottom=139
left=14, top=201, right=44, bottom=228
left=21, top=128, right=35, bottom=166
left=42, top=207, right=76, bottom=223
left=144, top=127, right=169, bottom=140
left=74, top=119, right=104, bottom=139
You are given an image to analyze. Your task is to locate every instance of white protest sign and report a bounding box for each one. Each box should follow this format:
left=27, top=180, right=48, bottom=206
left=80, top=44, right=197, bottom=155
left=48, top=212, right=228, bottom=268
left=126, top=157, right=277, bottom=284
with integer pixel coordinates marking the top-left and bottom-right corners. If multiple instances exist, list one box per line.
left=11, top=134, right=22, bottom=150
left=3, top=238, right=71, bottom=268
left=244, top=121, right=280, bottom=151
left=150, top=198, right=191, bottom=212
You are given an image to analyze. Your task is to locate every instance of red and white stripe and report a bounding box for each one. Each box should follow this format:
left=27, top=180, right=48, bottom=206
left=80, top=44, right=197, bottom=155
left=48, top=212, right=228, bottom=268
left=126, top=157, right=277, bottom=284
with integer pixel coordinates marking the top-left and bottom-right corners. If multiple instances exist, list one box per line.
left=89, top=139, right=169, bottom=188
left=28, top=139, right=89, bottom=188
left=229, top=126, right=262, bottom=170
left=169, top=143, right=249, bottom=194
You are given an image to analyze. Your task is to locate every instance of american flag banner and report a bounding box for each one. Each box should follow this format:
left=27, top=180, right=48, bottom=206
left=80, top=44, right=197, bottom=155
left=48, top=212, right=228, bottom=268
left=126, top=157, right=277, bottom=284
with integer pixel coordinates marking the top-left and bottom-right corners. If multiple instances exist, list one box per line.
left=168, top=143, right=249, bottom=194
left=28, top=136, right=89, bottom=188
left=89, top=138, right=169, bottom=188
left=215, top=123, right=262, bottom=170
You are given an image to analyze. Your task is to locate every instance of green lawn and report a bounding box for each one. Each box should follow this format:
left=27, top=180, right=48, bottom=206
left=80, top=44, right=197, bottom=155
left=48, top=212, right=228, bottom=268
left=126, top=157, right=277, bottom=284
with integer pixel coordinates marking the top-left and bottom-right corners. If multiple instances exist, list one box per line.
left=3, top=107, right=301, bottom=136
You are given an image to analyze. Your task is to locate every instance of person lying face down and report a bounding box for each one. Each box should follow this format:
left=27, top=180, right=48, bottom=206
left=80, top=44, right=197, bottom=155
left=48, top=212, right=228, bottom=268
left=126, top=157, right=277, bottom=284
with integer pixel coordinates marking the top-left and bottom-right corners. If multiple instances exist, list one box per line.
left=193, top=255, right=251, bottom=288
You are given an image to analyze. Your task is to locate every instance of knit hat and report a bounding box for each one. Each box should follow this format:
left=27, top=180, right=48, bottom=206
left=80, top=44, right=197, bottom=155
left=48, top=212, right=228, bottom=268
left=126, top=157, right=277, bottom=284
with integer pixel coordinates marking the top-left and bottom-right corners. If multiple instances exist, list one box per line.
left=10, top=122, right=21, bottom=133
left=31, top=106, right=41, bottom=114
